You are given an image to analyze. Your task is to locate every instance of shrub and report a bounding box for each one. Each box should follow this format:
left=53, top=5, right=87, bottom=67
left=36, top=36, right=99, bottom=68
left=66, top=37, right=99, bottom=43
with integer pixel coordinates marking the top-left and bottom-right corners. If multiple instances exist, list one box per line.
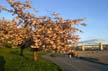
left=3, top=42, right=12, bottom=48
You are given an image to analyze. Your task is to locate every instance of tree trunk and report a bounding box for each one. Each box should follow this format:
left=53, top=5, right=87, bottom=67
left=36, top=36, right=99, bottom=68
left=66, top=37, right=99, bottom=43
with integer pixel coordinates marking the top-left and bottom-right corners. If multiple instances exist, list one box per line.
left=20, top=47, right=24, bottom=56
left=33, top=51, right=38, bottom=62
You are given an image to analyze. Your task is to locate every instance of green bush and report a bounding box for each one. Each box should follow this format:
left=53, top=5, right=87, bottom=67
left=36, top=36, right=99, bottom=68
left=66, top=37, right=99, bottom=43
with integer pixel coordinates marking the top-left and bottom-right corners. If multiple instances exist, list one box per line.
left=50, top=53, right=60, bottom=57
left=3, top=42, right=12, bottom=48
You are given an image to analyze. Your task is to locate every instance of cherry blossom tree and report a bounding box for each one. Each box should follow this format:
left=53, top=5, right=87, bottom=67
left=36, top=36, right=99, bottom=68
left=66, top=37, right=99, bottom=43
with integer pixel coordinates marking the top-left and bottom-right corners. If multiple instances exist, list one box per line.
left=0, top=0, right=86, bottom=61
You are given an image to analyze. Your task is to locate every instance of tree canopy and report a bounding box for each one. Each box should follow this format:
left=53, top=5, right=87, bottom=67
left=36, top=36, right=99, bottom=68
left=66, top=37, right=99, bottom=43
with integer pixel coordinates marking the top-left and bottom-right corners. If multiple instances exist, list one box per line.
left=0, top=0, right=86, bottom=61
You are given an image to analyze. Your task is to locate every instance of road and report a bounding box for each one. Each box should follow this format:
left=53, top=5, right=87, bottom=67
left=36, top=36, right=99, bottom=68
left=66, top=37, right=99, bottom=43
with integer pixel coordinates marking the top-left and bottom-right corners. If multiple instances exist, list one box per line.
left=43, top=54, right=108, bottom=71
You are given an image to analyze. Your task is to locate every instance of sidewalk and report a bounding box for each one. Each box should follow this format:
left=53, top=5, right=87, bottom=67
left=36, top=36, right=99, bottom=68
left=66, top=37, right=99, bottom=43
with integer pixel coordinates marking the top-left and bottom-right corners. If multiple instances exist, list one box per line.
left=43, top=54, right=108, bottom=71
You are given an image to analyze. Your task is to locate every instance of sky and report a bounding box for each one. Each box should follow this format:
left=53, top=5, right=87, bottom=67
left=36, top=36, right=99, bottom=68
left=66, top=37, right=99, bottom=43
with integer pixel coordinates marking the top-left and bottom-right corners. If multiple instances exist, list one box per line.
left=0, top=0, right=108, bottom=44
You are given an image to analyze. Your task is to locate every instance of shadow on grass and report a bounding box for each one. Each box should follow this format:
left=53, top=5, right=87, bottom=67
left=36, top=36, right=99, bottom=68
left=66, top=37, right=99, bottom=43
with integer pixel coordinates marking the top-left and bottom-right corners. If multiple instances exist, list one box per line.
left=10, top=50, right=19, bottom=55
left=10, top=51, right=29, bottom=60
left=0, top=56, right=6, bottom=71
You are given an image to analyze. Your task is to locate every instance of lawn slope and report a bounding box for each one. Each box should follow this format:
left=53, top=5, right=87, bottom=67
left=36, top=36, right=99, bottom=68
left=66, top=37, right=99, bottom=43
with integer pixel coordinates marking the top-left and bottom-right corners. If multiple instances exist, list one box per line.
left=0, top=48, right=62, bottom=71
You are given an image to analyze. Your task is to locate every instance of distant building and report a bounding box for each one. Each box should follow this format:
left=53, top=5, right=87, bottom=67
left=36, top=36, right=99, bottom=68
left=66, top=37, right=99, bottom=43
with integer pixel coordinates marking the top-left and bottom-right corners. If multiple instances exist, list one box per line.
left=77, top=44, right=108, bottom=51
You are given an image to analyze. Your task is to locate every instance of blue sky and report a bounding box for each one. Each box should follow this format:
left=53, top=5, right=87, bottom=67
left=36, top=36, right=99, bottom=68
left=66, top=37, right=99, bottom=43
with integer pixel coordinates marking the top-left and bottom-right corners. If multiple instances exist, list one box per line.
left=0, top=0, right=108, bottom=43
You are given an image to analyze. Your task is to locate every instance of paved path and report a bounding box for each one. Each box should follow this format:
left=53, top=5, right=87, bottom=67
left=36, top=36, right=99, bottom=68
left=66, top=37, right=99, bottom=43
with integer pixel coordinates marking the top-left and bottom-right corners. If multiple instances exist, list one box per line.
left=43, top=54, right=108, bottom=71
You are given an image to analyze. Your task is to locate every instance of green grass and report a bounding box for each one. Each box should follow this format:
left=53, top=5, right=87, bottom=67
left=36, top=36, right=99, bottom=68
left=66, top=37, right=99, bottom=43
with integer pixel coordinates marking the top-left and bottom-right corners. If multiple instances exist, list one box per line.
left=0, top=48, right=62, bottom=71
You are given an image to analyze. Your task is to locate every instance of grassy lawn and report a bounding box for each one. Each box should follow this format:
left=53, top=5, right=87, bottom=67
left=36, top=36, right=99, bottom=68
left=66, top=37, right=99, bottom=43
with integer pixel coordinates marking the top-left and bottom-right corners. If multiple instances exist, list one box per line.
left=0, top=48, right=62, bottom=71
